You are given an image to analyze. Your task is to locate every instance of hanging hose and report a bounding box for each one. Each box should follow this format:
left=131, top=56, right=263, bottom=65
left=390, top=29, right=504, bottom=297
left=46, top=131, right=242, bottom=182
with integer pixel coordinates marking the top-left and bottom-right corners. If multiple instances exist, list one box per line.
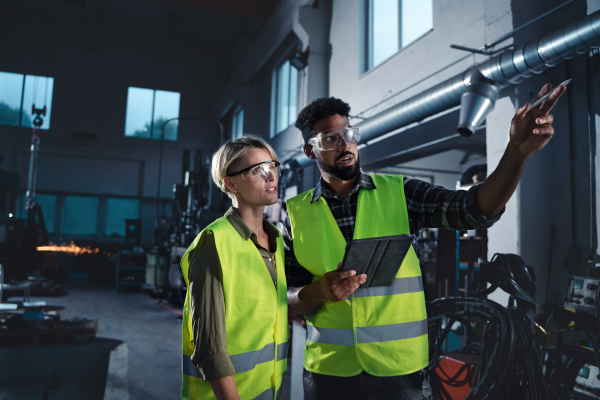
left=427, top=295, right=548, bottom=399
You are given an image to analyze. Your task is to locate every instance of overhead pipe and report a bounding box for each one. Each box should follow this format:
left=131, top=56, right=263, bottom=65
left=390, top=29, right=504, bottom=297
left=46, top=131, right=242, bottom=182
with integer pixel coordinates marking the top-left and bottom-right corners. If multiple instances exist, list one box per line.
left=288, top=10, right=600, bottom=168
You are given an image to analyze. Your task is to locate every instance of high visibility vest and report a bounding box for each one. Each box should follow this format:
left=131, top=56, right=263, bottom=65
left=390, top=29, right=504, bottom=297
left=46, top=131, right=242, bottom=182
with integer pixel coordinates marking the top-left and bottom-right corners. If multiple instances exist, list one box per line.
left=287, top=174, right=428, bottom=377
left=180, top=217, right=289, bottom=400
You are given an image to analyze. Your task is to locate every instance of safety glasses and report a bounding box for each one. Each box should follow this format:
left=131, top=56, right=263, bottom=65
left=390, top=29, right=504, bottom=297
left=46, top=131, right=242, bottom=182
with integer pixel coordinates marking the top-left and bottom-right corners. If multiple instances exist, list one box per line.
left=227, top=160, right=281, bottom=182
left=307, top=127, right=361, bottom=151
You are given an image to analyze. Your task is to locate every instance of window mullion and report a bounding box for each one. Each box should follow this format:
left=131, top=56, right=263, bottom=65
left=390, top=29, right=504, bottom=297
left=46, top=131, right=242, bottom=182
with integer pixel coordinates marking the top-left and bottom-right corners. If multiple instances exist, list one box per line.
left=368, top=0, right=373, bottom=70
left=19, top=75, right=26, bottom=127
left=150, top=90, right=156, bottom=139
left=398, top=0, right=402, bottom=49
left=287, top=63, right=292, bottom=127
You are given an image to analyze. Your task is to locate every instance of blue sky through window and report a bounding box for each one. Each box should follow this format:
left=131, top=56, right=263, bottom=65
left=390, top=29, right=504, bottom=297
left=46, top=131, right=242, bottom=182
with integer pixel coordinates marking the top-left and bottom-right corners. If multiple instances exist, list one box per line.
left=125, top=87, right=180, bottom=141
left=368, top=0, right=433, bottom=70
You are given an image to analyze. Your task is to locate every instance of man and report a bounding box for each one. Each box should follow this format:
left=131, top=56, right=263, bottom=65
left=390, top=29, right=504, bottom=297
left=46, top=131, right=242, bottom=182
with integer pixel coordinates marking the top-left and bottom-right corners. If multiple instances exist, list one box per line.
left=283, top=83, right=565, bottom=399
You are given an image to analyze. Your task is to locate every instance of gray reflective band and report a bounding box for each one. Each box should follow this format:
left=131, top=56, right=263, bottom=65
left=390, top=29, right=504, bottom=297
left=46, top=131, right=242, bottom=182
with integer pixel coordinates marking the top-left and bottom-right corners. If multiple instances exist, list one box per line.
left=182, top=354, right=201, bottom=378
left=253, top=387, right=275, bottom=400
left=356, top=319, right=428, bottom=343
left=307, top=325, right=354, bottom=346
left=277, top=341, right=289, bottom=361
left=307, top=319, right=428, bottom=346
left=230, top=342, right=275, bottom=373
left=183, top=341, right=287, bottom=379
left=349, top=276, right=424, bottom=300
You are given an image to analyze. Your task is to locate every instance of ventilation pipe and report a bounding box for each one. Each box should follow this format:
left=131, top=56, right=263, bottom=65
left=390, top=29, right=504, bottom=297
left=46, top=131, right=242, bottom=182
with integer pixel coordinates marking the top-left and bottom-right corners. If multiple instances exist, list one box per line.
left=287, top=10, right=600, bottom=167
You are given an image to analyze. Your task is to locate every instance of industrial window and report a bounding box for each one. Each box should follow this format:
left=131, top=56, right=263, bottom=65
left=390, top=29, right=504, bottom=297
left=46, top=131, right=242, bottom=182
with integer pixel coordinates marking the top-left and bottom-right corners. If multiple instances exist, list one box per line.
left=62, top=196, right=99, bottom=235
left=364, top=0, right=433, bottom=71
left=18, top=193, right=57, bottom=234
left=232, top=106, right=244, bottom=140
left=0, top=72, right=54, bottom=129
left=124, top=87, right=180, bottom=141
left=271, top=60, right=298, bottom=137
left=105, top=198, right=140, bottom=237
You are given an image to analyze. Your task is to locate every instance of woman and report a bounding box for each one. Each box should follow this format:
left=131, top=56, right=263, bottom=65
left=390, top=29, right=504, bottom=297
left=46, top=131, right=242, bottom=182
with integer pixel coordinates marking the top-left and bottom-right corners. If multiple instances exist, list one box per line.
left=180, top=135, right=288, bottom=400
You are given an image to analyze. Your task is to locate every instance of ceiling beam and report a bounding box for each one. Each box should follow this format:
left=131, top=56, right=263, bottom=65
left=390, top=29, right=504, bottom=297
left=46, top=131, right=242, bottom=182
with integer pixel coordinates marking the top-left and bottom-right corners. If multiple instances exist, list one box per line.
left=158, top=0, right=279, bottom=19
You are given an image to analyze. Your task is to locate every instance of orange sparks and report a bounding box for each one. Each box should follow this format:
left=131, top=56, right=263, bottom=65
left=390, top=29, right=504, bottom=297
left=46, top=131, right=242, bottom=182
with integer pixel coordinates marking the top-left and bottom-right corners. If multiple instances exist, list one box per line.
left=37, top=242, right=100, bottom=255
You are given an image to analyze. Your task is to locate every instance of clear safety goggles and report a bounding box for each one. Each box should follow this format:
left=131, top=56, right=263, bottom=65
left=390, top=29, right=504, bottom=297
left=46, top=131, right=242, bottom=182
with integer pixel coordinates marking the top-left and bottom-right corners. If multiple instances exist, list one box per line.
left=227, top=160, right=281, bottom=182
left=307, top=127, right=361, bottom=151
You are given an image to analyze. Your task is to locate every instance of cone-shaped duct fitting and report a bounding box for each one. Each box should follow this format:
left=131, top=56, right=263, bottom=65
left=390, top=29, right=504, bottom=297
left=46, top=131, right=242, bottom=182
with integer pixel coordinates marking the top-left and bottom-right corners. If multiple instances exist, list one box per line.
left=457, top=82, right=500, bottom=136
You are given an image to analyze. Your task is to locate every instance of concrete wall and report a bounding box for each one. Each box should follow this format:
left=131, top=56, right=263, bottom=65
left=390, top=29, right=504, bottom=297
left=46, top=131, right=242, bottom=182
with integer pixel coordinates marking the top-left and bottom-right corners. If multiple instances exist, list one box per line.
left=0, top=18, right=223, bottom=246
left=330, top=0, right=488, bottom=121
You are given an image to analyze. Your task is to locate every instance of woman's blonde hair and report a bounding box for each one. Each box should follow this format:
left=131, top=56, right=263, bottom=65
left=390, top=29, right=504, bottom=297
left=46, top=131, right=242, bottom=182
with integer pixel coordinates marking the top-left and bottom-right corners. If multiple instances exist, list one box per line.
left=211, top=135, right=278, bottom=198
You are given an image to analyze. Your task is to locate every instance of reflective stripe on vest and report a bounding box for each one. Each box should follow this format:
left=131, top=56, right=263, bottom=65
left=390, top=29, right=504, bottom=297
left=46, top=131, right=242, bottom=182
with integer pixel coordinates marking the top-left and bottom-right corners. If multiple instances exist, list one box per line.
left=306, top=319, right=428, bottom=346
left=182, top=341, right=289, bottom=377
left=182, top=353, right=282, bottom=400
left=182, top=354, right=200, bottom=379
left=347, top=276, right=424, bottom=300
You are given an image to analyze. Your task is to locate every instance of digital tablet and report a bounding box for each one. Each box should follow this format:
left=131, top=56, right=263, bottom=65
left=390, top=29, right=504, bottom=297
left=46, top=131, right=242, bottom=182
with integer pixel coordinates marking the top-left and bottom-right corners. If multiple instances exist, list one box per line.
left=340, top=234, right=413, bottom=288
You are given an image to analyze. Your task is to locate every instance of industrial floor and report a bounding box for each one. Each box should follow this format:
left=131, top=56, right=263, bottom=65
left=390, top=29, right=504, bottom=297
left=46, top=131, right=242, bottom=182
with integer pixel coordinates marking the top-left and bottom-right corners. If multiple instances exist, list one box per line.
left=7, top=273, right=292, bottom=400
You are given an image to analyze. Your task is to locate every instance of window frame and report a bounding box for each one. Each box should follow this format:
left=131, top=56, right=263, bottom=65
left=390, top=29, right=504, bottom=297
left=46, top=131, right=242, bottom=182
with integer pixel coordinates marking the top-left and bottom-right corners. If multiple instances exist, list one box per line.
left=124, top=87, right=180, bottom=141
left=270, top=59, right=299, bottom=138
left=362, top=0, right=433, bottom=73
left=0, top=71, right=54, bottom=130
left=231, top=105, right=244, bottom=140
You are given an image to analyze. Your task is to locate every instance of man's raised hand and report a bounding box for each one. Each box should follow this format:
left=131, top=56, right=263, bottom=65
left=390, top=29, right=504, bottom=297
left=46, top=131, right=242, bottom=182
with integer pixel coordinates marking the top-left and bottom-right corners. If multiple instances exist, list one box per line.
left=509, top=83, right=566, bottom=159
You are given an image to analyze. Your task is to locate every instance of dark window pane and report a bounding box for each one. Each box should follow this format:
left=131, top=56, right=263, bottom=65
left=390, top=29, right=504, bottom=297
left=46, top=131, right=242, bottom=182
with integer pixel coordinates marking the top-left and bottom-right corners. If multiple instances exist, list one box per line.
left=35, top=194, right=57, bottom=234
left=0, top=72, right=24, bottom=127
left=105, top=198, right=140, bottom=237
left=63, top=196, right=99, bottom=235
left=17, top=193, right=57, bottom=234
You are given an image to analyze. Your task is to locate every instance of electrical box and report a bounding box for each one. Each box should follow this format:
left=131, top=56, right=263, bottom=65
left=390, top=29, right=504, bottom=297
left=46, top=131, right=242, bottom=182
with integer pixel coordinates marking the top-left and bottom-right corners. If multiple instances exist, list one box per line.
left=564, top=276, right=600, bottom=315
left=574, top=364, right=600, bottom=399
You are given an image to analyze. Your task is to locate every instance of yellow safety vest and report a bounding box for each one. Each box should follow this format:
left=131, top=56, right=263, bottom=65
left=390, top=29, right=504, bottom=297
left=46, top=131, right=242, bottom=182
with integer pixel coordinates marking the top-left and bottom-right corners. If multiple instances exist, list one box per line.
left=180, top=217, right=289, bottom=400
left=287, top=174, right=428, bottom=377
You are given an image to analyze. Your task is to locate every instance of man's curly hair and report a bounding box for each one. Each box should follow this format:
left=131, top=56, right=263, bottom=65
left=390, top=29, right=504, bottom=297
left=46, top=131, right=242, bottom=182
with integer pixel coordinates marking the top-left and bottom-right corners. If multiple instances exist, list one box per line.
left=295, top=97, right=351, bottom=144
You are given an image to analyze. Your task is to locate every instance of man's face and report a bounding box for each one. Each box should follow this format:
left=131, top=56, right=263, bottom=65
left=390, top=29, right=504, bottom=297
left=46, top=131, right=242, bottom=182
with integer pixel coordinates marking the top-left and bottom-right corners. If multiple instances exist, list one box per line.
left=305, top=114, right=360, bottom=182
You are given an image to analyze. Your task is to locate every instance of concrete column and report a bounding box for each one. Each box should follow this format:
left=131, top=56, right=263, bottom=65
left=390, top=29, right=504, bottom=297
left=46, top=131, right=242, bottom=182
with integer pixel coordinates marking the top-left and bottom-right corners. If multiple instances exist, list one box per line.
left=485, top=94, right=519, bottom=306
left=298, top=0, right=332, bottom=105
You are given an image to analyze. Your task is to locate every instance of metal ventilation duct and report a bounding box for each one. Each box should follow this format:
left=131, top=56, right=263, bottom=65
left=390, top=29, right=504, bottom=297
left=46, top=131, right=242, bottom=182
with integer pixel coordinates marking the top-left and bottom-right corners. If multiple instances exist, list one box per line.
left=288, top=10, right=600, bottom=168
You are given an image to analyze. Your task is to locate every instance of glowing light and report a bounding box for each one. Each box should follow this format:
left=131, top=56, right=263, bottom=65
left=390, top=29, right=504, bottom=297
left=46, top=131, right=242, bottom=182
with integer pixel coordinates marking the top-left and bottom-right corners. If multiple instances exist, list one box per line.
left=8, top=213, right=12, bottom=217
left=37, top=242, right=100, bottom=255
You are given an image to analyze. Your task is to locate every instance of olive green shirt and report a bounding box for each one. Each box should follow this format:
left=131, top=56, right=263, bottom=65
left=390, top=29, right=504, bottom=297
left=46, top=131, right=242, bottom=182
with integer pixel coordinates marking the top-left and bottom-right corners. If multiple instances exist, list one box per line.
left=187, top=207, right=279, bottom=381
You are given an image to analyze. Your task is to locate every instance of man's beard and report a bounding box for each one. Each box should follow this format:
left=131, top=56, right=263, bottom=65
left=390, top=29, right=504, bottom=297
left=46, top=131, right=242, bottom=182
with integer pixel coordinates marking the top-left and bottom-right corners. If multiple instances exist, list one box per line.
left=315, top=151, right=361, bottom=181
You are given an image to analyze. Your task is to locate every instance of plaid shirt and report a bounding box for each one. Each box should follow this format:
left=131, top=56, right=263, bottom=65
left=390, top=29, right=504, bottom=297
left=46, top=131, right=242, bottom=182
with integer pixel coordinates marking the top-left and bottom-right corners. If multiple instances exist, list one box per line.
left=282, top=171, right=503, bottom=287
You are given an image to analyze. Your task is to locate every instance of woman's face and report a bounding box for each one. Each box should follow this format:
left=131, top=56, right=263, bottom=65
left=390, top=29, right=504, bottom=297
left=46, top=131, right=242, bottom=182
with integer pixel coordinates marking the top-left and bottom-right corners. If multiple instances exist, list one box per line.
left=225, top=148, right=279, bottom=207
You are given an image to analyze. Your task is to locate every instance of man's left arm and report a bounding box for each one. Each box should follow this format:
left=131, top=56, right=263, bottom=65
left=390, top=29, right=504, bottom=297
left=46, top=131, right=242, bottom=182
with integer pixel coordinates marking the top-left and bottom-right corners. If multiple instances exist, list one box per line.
left=477, top=83, right=565, bottom=217
left=406, top=83, right=565, bottom=231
